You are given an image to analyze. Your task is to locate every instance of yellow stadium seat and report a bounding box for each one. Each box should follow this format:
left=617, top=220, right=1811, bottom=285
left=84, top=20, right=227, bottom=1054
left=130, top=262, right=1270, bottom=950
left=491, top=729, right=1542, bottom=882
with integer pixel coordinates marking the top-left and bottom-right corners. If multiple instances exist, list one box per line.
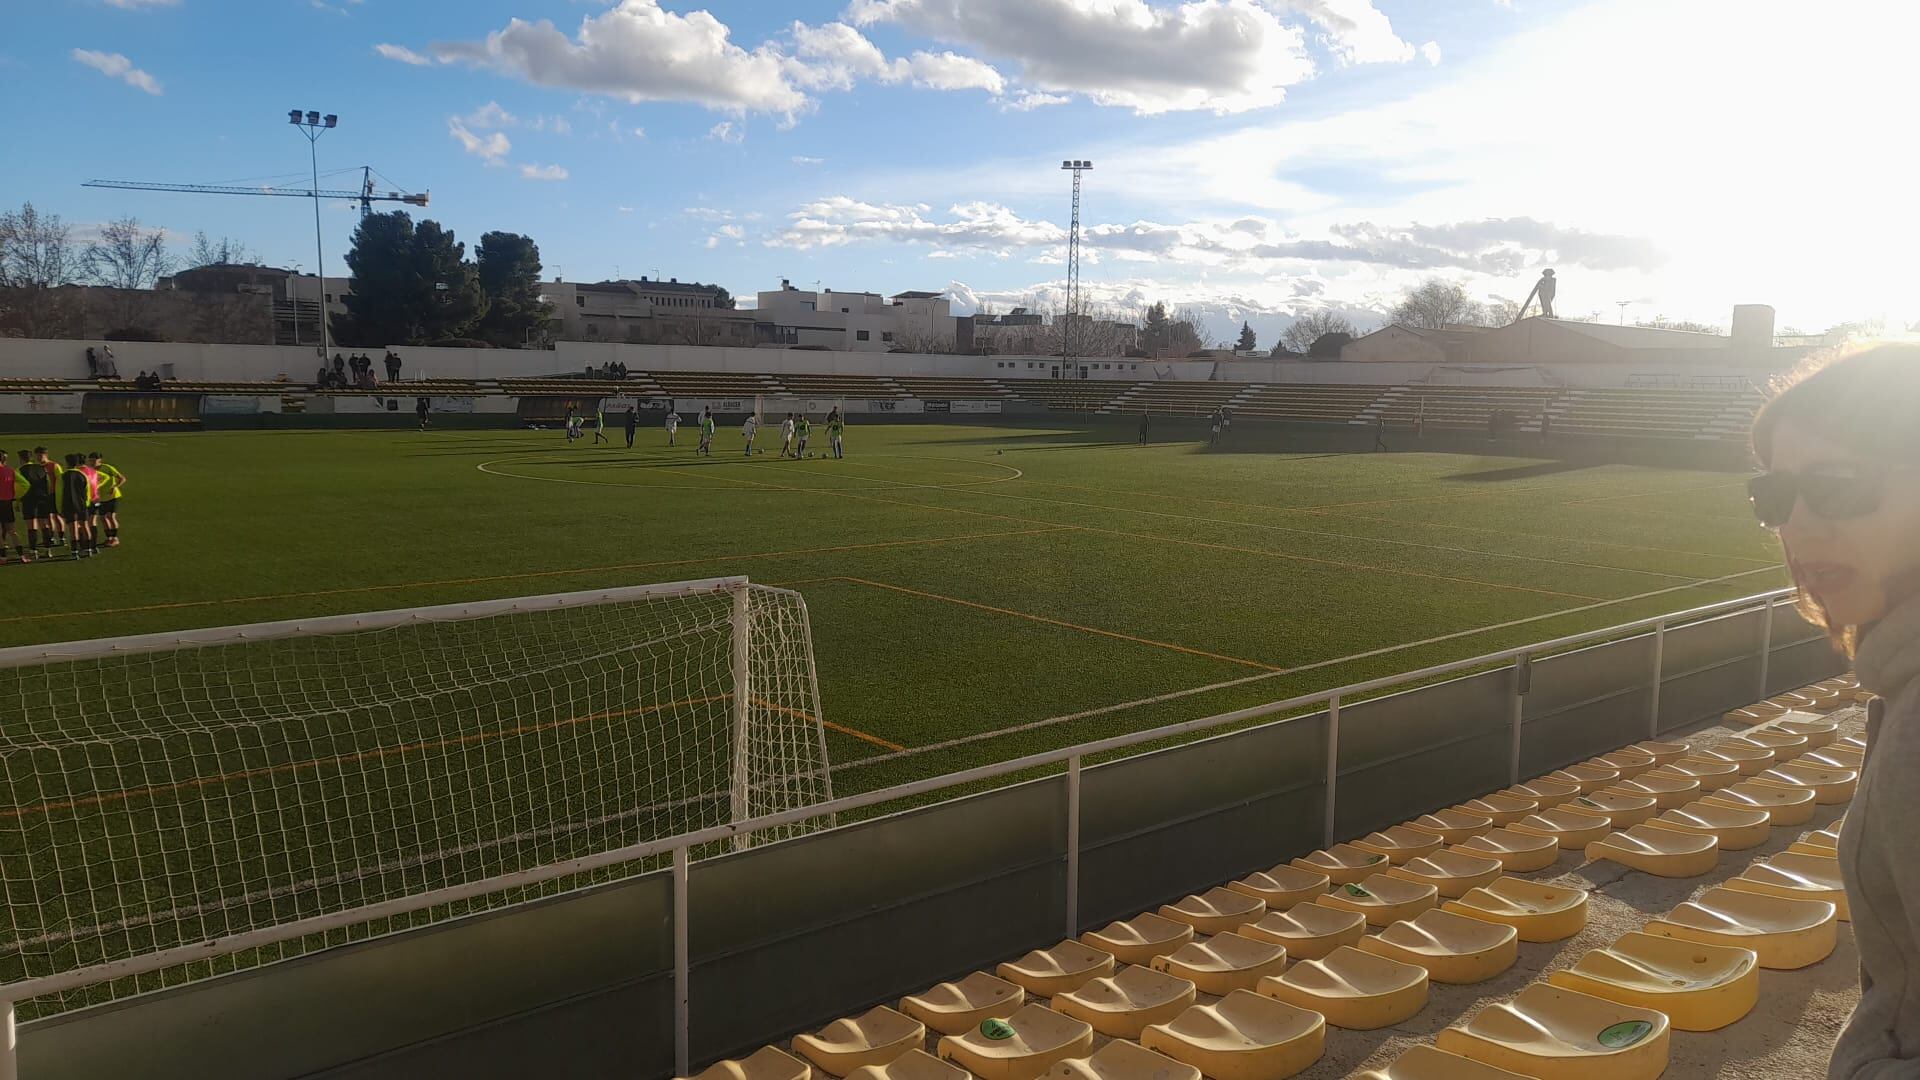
left=1723, top=730, right=1810, bottom=759
left=1796, top=825, right=1840, bottom=852
left=1080, top=913, right=1195, bottom=966
left=1404, top=808, right=1496, bottom=845
left=1239, top=903, right=1368, bottom=960
left=1357, top=908, right=1518, bottom=984
left=901, top=971, right=1026, bottom=1036
left=1386, top=849, right=1505, bottom=899
left=1052, top=964, right=1197, bottom=1038
left=1141, top=989, right=1327, bottom=1080
left=997, top=941, right=1117, bottom=996
left=1159, top=887, right=1267, bottom=934
left=1291, top=844, right=1393, bottom=886
left=937, top=1003, right=1094, bottom=1080
left=1453, top=795, right=1536, bottom=827
left=1041, top=1039, right=1201, bottom=1080
left=1353, top=1044, right=1530, bottom=1080
left=845, top=1050, right=970, bottom=1080
left=1584, top=823, right=1718, bottom=878
left=1442, top=877, right=1588, bottom=943
left=1152, top=931, right=1291, bottom=995
left=1687, top=744, right=1774, bottom=775
left=1599, top=774, right=1698, bottom=810
left=1724, top=702, right=1788, bottom=725
left=1352, top=826, right=1446, bottom=865
left=1836, top=734, right=1866, bottom=752
left=1751, top=762, right=1857, bottom=804
left=684, top=1046, right=813, bottom=1080
left=1258, top=945, right=1429, bottom=1029
left=1643, top=802, right=1771, bottom=850
left=1228, top=865, right=1330, bottom=910
left=1505, top=778, right=1579, bottom=807
left=1723, top=853, right=1849, bottom=919
left=1566, top=790, right=1657, bottom=829
left=1644, top=886, right=1838, bottom=969
left=1772, top=718, right=1839, bottom=747
left=1436, top=983, right=1670, bottom=1080
left=1647, top=759, right=1739, bottom=792
left=1803, top=746, right=1865, bottom=770
left=1314, top=874, right=1439, bottom=927
left=1590, top=751, right=1655, bottom=779
left=1549, top=931, right=1757, bottom=1031
left=1450, top=828, right=1560, bottom=872
left=1631, top=740, right=1688, bottom=764
left=1508, top=808, right=1614, bottom=850
left=1700, top=780, right=1818, bottom=825
left=1543, top=764, right=1620, bottom=794
left=794, top=1007, right=928, bottom=1077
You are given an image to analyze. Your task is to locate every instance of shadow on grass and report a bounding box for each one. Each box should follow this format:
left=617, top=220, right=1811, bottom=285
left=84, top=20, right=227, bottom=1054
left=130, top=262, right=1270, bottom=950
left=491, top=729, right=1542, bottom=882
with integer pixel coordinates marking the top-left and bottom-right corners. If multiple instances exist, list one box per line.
left=1446, top=460, right=1594, bottom=483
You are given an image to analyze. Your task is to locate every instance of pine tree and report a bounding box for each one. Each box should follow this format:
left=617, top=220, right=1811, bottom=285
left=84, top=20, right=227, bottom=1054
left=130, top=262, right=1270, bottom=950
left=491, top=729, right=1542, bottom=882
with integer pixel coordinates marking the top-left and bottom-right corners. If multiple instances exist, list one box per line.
left=474, top=231, right=545, bottom=347
left=1235, top=321, right=1256, bottom=351
left=1142, top=302, right=1171, bottom=355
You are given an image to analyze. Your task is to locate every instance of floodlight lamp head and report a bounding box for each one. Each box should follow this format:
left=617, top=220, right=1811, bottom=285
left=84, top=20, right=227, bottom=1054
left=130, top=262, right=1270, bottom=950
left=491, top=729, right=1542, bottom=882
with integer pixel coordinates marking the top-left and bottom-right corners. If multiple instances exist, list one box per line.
left=1061, top=160, right=1072, bottom=169
left=306, top=111, right=321, bottom=126
left=324, top=114, right=338, bottom=128
left=289, top=109, right=303, bottom=124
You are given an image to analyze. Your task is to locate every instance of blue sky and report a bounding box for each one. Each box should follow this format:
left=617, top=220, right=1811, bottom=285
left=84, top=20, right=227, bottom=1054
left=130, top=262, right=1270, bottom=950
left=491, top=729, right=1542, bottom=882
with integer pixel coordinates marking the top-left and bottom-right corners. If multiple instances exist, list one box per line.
left=5, top=0, right=1913, bottom=342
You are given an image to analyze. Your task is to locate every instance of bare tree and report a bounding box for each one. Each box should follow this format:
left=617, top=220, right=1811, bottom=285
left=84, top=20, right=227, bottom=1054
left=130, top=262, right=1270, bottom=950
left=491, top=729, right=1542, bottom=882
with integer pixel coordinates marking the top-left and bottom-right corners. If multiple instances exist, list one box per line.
left=1170, top=306, right=1211, bottom=354
left=1390, top=278, right=1484, bottom=329
left=1280, top=309, right=1357, bottom=354
left=85, top=217, right=177, bottom=329
left=1481, top=297, right=1523, bottom=327
left=187, top=231, right=259, bottom=269
left=0, top=201, right=82, bottom=337
left=1636, top=315, right=1723, bottom=335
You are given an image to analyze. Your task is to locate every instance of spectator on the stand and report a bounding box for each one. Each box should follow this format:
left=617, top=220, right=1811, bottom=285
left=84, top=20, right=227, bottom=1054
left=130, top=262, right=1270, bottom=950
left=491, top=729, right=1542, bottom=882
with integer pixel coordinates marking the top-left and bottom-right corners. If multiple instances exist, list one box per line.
left=100, top=346, right=117, bottom=378
left=85, top=347, right=98, bottom=378
left=385, top=350, right=401, bottom=382
left=314, top=365, right=328, bottom=388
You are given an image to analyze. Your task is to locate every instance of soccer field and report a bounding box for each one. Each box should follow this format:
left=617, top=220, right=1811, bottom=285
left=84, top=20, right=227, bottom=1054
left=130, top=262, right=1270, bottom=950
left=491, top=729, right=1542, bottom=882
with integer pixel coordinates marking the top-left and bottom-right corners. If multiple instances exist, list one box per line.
left=4, top=418, right=1785, bottom=803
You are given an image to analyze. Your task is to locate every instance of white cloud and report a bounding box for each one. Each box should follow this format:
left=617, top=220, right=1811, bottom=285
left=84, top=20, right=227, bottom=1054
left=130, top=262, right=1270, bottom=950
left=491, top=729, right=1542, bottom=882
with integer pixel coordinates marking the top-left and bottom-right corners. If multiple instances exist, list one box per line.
left=431, top=0, right=809, bottom=115
left=708, top=120, right=743, bottom=144
left=531, top=115, right=573, bottom=135
left=1420, top=40, right=1441, bottom=65
left=520, top=162, right=569, bottom=181
left=104, top=0, right=179, bottom=9
left=630, top=126, right=647, bottom=138
left=684, top=207, right=735, bottom=221
left=1005, top=91, right=1070, bottom=111
left=791, top=155, right=824, bottom=165
left=618, top=206, right=635, bottom=213
left=374, top=43, right=434, bottom=66
left=1278, top=0, right=1416, bottom=64
left=705, top=222, right=747, bottom=248
left=462, top=101, right=516, bottom=129
left=71, top=49, right=162, bottom=94
left=790, top=21, right=1005, bottom=96
left=448, top=118, right=511, bottom=163
left=770, top=196, right=1064, bottom=253
left=899, top=50, right=1004, bottom=93
left=847, top=0, right=1315, bottom=114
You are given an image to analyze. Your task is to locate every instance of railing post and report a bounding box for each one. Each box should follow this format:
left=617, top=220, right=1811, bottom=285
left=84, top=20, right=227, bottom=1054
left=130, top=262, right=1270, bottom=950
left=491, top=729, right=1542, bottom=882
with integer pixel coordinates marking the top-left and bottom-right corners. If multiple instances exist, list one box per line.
left=0, top=1000, right=15, bottom=1080
left=1323, top=695, right=1341, bottom=847
left=1509, top=654, right=1530, bottom=784
left=729, top=584, right=753, bottom=851
left=1648, top=620, right=1666, bottom=737
left=1756, top=597, right=1774, bottom=702
left=673, top=846, right=691, bottom=1079
left=1065, top=755, right=1081, bottom=938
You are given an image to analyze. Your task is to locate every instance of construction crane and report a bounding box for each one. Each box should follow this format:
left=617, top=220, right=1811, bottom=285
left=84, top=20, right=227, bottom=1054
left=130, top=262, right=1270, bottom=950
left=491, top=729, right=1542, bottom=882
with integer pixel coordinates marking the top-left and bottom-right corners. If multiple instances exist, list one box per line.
left=83, top=166, right=427, bottom=214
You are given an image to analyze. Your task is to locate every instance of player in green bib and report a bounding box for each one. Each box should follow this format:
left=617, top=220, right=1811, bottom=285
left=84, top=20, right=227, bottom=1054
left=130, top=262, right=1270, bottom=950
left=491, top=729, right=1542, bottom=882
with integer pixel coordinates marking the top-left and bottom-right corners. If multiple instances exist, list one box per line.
left=795, top=416, right=812, bottom=457
left=827, top=410, right=845, bottom=459
left=698, top=410, right=716, bottom=456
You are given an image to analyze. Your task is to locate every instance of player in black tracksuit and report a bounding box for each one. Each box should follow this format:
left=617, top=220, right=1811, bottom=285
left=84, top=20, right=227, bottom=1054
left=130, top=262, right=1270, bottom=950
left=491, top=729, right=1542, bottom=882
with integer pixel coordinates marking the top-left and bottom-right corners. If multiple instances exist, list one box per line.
left=61, top=454, right=94, bottom=559
left=15, top=450, right=50, bottom=561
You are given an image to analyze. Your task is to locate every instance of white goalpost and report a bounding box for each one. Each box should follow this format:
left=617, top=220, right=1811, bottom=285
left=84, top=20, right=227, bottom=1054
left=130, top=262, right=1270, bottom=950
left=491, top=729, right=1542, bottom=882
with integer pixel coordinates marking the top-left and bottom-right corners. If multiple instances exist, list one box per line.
left=0, top=575, right=833, bottom=1022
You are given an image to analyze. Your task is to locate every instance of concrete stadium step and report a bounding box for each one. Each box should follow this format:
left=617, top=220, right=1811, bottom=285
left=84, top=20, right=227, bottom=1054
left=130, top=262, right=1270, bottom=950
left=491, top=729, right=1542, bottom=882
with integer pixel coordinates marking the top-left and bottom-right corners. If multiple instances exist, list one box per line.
left=1547, top=931, right=1758, bottom=1032
left=1258, top=945, right=1429, bottom=1029
left=1436, top=983, right=1671, bottom=1080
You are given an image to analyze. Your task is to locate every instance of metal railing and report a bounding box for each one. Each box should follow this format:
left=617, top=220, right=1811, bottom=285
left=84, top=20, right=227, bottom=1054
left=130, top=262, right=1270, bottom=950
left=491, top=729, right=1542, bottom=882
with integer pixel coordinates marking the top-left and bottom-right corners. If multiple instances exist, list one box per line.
left=0, top=584, right=1802, bottom=1080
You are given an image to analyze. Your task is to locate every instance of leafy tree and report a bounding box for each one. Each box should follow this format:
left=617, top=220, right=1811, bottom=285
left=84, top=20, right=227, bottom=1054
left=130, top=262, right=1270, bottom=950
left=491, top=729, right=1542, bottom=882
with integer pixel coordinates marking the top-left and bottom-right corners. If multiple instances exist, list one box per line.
left=474, top=231, right=546, bottom=347
left=1235, top=321, right=1256, bottom=351
left=187, top=231, right=258, bottom=268
left=1391, top=278, right=1483, bottom=329
left=1141, top=301, right=1171, bottom=354
left=335, top=211, right=488, bottom=346
left=1169, top=307, right=1210, bottom=354
left=0, top=201, right=82, bottom=337
left=1280, top=310, right=1356, bottom=354
left=712, top=286, right=735, bottom=309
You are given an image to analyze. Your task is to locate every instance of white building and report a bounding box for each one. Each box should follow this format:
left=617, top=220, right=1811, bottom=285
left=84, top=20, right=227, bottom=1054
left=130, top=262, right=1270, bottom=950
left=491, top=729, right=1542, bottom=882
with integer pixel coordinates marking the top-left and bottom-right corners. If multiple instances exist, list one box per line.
left=753, top=281, right=954, bottom=352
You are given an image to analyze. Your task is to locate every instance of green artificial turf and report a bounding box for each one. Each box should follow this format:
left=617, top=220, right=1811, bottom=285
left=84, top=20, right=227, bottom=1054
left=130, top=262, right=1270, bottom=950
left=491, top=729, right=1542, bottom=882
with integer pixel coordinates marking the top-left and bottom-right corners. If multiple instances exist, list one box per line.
left=0, top=418, right=1789, bottom=1004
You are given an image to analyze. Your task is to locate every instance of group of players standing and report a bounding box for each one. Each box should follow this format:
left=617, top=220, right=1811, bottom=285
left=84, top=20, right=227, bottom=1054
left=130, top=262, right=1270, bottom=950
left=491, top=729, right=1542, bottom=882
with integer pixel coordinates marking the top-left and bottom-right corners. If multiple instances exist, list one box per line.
left=693, top=408, right=845, bottom=461
left=0, top=448, right=126, bottom=562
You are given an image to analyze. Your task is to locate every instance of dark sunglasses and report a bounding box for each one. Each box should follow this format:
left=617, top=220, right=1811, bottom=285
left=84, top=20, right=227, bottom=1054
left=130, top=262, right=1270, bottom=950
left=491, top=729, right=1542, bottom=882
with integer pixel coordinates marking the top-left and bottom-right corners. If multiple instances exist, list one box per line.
left=1748, top=467, right=1895, bottom=528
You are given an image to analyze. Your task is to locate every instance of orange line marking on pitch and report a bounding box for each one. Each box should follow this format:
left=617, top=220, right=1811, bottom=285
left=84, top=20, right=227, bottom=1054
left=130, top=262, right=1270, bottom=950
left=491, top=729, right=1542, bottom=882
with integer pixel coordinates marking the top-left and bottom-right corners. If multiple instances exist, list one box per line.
left=1, top=527, right=1071, bottom=627
left=833, top=576, right=1285, bottom=672
left=752, top=694, right=904, bottom=751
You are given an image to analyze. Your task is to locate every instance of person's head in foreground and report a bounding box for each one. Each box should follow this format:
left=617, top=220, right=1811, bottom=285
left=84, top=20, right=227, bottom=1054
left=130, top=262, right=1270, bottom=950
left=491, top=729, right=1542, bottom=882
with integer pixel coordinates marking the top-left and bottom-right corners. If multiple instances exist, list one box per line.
left=1752, top=343, right=1920, bottom=659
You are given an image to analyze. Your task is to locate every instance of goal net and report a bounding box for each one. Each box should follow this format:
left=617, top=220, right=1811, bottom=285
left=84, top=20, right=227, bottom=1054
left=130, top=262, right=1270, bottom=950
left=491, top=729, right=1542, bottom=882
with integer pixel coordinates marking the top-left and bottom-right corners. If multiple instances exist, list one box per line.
left=0, top=576, right=832, bottom=1016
